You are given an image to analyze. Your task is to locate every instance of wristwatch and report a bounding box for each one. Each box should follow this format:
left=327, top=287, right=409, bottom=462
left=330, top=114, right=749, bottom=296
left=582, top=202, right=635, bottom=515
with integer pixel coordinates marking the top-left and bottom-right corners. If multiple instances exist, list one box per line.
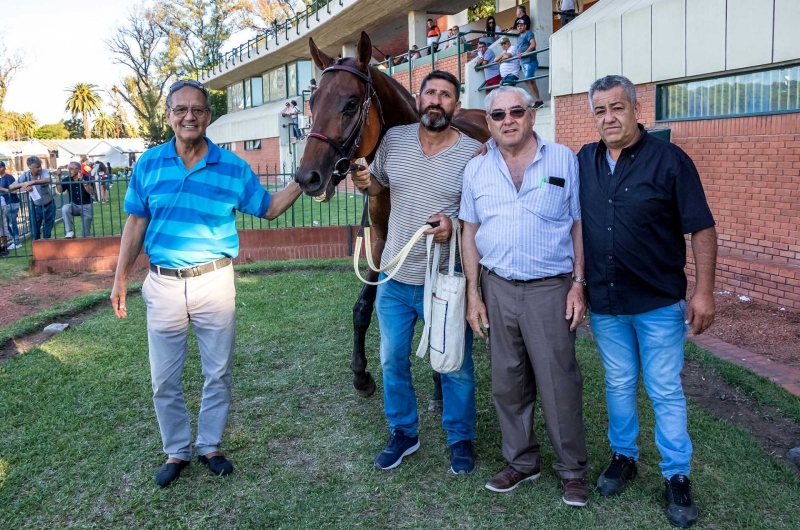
left=572, top=275, right=587, bottom=287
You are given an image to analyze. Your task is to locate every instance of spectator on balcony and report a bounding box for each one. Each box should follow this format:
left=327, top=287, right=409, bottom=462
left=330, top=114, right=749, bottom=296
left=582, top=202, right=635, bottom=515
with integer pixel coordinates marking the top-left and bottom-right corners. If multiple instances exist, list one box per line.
left=282, top=101, right=303, bottom=141
left=57, top=162, right=94, bottom=239
left=410, top=45, right=421, bottom=60
left=558, top=0, right=581, bottom=26
left=15, top=156, right=56, bottom=241
left=496, top=37, right=520, bottom=86
left=308, top=78, right=318, bottom=93
left=514, top=19, right=544, bottom=110
left=476, top=40, right=501, bottom=93
left=515, top=5, right=531, bottom=31
left=0, top=161, right=21, bottom=251
left=426, top=19, right=441, bottom=53
left=484, top=16, right=498, bottom=44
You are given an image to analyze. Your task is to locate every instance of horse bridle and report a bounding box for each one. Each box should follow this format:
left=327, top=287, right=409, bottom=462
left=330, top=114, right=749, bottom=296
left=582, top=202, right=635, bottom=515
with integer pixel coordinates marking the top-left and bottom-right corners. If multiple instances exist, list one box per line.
left=307, top=60, right=385, bottom=184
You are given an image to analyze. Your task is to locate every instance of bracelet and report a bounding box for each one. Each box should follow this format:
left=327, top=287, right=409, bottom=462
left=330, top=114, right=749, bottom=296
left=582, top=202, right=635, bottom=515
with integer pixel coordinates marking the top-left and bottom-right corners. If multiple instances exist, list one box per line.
left=572, top=275, right=587, bottom=286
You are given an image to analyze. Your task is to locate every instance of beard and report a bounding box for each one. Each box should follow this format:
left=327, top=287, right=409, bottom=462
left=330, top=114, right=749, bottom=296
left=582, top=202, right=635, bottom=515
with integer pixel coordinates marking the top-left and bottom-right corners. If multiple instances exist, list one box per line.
left=418, top=104, right=453, bottom=132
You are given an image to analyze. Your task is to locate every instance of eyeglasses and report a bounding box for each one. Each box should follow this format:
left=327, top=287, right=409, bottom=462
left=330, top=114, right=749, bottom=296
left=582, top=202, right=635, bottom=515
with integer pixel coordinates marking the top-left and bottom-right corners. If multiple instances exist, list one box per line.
left=488, top=106, right=532, bottom=121
left=168, top=106, right=211, bottom=118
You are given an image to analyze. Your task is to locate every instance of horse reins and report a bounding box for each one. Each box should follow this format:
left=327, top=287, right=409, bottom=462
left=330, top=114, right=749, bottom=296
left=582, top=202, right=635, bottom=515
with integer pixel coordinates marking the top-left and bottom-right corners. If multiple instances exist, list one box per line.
left=307, top=61, right=385, bottom=184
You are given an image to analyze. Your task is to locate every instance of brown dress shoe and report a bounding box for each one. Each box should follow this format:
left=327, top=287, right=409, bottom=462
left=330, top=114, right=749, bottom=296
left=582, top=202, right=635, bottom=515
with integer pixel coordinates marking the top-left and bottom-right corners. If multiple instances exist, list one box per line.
left=562, top=478, right=590, bottom=507
left=485, top=465, right=541, bottom=492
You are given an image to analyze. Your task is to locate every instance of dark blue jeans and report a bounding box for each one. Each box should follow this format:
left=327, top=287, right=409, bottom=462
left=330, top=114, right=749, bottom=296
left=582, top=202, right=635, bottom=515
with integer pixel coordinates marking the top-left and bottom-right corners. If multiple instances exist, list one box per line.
left=31, top=201, right=56, bottom=240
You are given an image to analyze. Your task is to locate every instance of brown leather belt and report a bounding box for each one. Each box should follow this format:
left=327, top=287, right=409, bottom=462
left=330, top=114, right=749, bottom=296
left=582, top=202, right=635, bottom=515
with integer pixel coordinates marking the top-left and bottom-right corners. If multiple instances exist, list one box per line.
left=150, top=257, right=232, bottom=279
left=487, top=269, right=570, bottom=285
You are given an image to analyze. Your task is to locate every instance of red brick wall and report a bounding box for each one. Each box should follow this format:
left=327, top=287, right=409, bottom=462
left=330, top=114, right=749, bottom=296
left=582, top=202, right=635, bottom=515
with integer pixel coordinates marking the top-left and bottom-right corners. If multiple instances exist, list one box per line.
left=389, top=51, right=475, bottom=95
left=31, top=226, right=361, bottom=274
left=231, top=137, right=283, bottom=173
left=556, top=84, right=800, bottom=308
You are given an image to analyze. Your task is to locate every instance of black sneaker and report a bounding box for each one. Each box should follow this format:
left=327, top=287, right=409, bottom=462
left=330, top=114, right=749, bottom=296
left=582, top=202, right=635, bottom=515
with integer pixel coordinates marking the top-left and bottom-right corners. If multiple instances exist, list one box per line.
left=532, top=100, right=545, bottom=110
left=597, top=452, right=637, bottom=496
left=449, top=440, right=475, bottom=475
left=155, top=459, right=189, bottom=487
left=665, top=474, right=698, bottom=528
left=374, top=432, right=420, bottom=470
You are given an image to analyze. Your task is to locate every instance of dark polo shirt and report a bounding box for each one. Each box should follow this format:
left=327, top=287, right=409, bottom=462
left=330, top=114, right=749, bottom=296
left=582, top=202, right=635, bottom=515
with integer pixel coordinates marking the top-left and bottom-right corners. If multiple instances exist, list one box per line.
left=61, top=176, right=94, bottom=206
left=578, top=125, right=715, bottom=316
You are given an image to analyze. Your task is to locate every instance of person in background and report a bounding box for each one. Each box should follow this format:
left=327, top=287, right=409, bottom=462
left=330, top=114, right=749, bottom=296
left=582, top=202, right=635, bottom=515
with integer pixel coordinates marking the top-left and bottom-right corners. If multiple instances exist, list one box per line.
left=476, top=40, right=501, bottom=93
left=308, top=78, right=318, bottom=93
left=92, top=161, right=110, bottom=203
left=558, top=0, right=581, bottom=26
left=16, top=156, right=56, bottom=241
left=440, top=28, right=455, bottom=50
left=106, top=160, right=114, bottom=192
left=410, top=45, right=421, bottom=60
left=515, top=5, right=531, bottom=30
left=495, top=37, right=520, bottom=86
left=57, top=162, right=95, bottom=239
left=0, top=161, right=20, bottom=251
left=514, top=18, right=544, bottom=109
left=484, top=16, right=498, bottom=44
left=426, top=18, right=441, bottom=54
left=80, top=156, right=92, bottom=179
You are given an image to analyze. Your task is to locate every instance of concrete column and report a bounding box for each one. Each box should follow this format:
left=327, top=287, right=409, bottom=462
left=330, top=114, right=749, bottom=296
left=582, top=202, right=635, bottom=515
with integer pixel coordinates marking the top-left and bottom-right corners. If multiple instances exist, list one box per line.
left=341, top=43, right=357, bottom=59
left=530, top=0, right=553, bottom=67
left=408, top=10, right=428, bottom=49
left=446, top=10, right=469, bottom=29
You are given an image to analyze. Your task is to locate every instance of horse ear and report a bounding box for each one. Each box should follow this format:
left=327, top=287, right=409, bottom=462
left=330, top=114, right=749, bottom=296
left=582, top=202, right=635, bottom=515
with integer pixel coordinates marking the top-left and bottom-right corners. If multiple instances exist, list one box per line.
left=309, top=37, right=334, bottom=71
left=355, top=31, right=373, bottom=70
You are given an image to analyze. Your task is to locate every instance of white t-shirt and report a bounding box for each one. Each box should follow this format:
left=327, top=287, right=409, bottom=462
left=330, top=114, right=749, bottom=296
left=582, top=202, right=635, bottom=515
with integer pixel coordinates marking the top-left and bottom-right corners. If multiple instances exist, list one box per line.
left=499, top=45, right=520, bottom=77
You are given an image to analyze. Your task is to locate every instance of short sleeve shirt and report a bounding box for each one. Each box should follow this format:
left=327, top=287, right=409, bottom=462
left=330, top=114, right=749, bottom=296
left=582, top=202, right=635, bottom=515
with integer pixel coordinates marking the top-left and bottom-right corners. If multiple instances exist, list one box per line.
left=517, top=30, right=536, bottom=64
left=370, top=124, right=482, bottom=285
left=61, top=176, right=94, bottom=205
left=478, top=48, right=501, bottom=79
left=578, top=126, right=716, bottom=315
left=0, top=175, right=19, bottom=204
left=499, top=46, right=520, bottom=77
left=124, top=137, right=272, bottom=268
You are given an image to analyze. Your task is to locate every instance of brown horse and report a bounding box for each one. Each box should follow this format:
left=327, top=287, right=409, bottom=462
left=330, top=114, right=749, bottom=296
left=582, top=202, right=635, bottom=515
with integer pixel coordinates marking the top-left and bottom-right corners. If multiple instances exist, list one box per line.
left=295, top=31, right=490, bottom=404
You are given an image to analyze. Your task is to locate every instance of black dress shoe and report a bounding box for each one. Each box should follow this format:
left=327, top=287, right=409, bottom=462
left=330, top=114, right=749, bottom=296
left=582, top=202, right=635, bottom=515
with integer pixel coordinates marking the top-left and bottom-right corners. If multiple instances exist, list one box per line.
left=155, top=459, right=190, bottom=487
left=197, top=454, right=234, bottom=476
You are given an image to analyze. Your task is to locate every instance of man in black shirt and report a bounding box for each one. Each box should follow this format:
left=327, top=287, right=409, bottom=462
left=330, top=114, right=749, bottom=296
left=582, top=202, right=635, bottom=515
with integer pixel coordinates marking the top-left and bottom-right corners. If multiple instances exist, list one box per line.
left=57, top=162, right=95, bottom=238
left=578, top=75, right=717, bottom=529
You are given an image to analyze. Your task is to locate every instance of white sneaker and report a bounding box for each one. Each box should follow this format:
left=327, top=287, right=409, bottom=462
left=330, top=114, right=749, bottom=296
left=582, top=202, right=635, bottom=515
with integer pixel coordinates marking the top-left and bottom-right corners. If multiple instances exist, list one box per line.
left=65, top=231, right=75, bottom=239
left=7, top=243, right=20, bottom=250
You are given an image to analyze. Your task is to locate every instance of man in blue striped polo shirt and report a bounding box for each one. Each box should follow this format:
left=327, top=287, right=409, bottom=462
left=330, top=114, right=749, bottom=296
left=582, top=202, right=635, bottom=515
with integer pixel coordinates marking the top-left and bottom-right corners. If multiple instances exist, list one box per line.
left=111, top=80, right=302, bottom=488
left=460, top=86, right=590, bottom=506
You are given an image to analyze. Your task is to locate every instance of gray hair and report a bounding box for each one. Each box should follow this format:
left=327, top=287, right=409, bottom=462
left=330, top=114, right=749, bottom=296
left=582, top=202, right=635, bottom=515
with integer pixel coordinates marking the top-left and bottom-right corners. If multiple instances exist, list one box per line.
left=165, top=85, right=211, bottom=109
left=588, top=75, right=637, bottom=107
left=68, top=161, right=80, bottom=170
left=26, top=155, right=42, bottom=167
left=484, top=86, right=535, bottom=112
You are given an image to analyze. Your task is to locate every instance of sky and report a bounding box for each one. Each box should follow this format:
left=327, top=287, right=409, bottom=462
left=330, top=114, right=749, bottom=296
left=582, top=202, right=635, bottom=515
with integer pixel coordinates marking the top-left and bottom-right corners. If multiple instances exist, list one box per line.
left=2, top=0, right=142, bottom=125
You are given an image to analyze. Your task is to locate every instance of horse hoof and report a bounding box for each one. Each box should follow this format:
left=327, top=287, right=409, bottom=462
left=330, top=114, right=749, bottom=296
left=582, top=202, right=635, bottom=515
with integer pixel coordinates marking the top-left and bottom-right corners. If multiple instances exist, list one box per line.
left=428, top=399, right=443, bottom=414
left=354, top=373, right=376, bottom=398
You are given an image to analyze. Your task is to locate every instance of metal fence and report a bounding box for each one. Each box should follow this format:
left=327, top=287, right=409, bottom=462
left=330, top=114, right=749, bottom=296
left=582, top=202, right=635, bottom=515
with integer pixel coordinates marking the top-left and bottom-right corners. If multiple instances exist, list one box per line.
left=1, top=169, right=365, bottom=259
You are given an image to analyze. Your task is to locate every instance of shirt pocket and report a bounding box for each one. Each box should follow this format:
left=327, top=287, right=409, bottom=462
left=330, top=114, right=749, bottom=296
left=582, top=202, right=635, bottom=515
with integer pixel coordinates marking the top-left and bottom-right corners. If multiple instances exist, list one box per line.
left=521, top=182, right=568, bottom=221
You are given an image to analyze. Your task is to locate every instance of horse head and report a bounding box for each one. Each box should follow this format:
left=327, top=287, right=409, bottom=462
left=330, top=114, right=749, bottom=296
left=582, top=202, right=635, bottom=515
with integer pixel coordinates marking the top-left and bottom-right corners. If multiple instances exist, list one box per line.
left=295, top=31, right=382, bottom=201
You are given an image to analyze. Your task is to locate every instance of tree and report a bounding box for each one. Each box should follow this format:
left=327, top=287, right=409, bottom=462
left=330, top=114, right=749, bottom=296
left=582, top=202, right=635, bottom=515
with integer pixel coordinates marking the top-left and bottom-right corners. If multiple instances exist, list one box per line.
left=34, top=121, right=70, bottom=139
left=8, top=111, right=38, bottom=140
left=0, top=37, right=25, bottom=111
left=64, top=117, right=85, bottom=139
left=65, top=83, right=103, bottom=138
left=154, top=0, right=242, bottom=76
left=467, top=0, right=495, bottom=23
left=106, top=6, right=175, bottom=146
left=233, top=0, right=302, bottom=31
left=92, top=111, right=117, bottom=139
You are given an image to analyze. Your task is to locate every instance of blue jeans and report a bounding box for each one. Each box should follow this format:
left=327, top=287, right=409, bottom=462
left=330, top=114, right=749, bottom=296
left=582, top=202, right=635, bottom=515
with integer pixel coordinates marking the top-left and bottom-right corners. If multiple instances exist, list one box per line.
left=522, top=60, right=538, bottom=79
left=375, top=276, right=476, bottom=445
left=31, top=201, right=55, bottom=240
left=5, top=203, right=19, bottom=245
left=590, top=301, right=692, bottom=478
left=500, top=74, right=518, bottom=85
left=292, top=121, right=302, bottom=139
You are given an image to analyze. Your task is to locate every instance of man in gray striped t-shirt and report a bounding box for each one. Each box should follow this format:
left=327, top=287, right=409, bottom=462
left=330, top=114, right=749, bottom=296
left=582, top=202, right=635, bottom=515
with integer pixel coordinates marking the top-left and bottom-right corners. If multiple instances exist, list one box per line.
left=352, top=71, right=482, bottom=475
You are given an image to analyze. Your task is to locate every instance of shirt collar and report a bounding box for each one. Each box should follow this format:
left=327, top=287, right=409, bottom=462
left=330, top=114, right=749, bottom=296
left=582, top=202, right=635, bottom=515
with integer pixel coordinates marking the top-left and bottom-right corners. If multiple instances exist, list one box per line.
left=487, top=131, right=548, bottom=157
left=161, top=137, right=221, bottom=165
left=597, top=123, right=648, bottom=157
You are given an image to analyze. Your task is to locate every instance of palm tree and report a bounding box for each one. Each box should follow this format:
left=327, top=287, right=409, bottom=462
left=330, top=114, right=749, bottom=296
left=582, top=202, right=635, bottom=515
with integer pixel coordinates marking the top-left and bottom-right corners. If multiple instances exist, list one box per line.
left=92, top=111, right=117, bottom=139
left=17, top=112, right=38, bottom=139
left=65, top=83, right=103, bottom=138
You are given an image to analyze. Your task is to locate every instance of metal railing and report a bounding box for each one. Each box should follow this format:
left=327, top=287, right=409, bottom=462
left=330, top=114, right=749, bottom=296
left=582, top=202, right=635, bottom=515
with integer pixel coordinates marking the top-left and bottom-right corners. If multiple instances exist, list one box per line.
left=475, top=44, right=550, bottom=92
left=1, top=169, right=365, bottom=259
left=199, top=0, right=339, bottom=81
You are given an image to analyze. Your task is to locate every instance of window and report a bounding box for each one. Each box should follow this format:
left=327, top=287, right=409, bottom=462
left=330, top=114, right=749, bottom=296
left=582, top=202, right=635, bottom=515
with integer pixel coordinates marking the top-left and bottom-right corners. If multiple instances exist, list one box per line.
left=219, top=143, right=231, bottom=150
left=244, top=79, right=252, bottom=108
left=287, top=62, right=297, bottom=97
left=269, top=66, right=287, bottom=102
left=251, top=77, right=263, bottom=106
left=297, top=60, right=312, bottom=95
left=227, top=81, right=244, bottom=112
left=657, top=64, right=800, bottom=121
left=244, top=139, right=261, bottom=150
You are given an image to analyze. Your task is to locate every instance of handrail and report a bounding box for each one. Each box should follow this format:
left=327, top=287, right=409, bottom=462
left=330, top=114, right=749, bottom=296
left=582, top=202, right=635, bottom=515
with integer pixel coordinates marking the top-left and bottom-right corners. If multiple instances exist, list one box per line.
left=474, top=46, right=550, bottom=72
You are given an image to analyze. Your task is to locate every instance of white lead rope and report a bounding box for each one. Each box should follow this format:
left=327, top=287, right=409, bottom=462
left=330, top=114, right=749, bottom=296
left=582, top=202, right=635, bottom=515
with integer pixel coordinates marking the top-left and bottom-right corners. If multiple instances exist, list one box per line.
left=352, top=223, right=434, bottom=286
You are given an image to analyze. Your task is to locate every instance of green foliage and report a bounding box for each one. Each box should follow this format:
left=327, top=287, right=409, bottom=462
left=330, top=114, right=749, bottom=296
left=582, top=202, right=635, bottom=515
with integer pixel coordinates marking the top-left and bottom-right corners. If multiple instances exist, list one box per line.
left=91, top=111, right=117, bottom=139
left=64, top=117, right=85, bottom=139
left=468, top=0, right=496, bottom=23
left=64, top=83, right=103, bottom=138
left=34, top=121, right=70, bottom=140
left=209, top=88, right=227, bottom=123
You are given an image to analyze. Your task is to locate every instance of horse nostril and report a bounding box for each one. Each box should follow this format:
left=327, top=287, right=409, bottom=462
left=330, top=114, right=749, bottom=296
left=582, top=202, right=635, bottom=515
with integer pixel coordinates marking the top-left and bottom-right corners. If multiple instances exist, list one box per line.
left=308, top=171, right=322, bottom=189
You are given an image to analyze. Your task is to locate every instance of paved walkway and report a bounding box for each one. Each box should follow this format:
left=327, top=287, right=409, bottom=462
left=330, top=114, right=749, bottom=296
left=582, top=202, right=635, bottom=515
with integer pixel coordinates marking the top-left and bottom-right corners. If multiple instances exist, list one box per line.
left=689, top=334, right=800, bottom=397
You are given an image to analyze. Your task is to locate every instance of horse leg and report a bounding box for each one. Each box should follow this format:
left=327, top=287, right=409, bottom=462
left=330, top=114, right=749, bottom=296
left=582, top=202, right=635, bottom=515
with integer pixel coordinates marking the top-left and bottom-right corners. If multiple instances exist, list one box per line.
left=351, top=277, right=377, bottom=397
left=428, top=371, right=444, bottom=414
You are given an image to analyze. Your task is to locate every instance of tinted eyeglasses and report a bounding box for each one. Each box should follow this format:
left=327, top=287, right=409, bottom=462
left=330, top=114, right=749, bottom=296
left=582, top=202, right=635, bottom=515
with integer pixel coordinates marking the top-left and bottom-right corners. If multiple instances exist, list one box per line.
left=488, top=106, right=532, bottom=121
left=168, top=106, right=211, bottom=118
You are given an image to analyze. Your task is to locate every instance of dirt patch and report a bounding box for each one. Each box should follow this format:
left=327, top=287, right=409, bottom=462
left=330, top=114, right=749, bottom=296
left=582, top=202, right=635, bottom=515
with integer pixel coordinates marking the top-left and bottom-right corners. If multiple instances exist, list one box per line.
left=0, top=307, right=104, bottom=363
left=682, top=358, right=800, bottom=476
left=0, top=268, right=148, bottom=329
left=692, top=285, right=800, bottom=368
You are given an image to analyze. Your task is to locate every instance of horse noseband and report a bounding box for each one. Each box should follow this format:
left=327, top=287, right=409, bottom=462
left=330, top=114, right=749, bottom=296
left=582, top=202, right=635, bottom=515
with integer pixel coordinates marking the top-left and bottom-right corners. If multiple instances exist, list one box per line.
left=307, top=60, right=385, bottom=185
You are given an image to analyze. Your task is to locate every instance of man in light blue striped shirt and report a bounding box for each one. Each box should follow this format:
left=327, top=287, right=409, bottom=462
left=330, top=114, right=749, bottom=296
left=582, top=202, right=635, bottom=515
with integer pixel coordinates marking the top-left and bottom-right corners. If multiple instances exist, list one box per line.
left=460, top=86, right=590, bottom=506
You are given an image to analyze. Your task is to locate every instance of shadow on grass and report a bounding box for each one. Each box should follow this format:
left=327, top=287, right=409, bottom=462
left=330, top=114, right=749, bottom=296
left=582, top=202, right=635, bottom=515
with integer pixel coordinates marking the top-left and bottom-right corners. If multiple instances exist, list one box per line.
left=0, top=270, right=797, bottom=529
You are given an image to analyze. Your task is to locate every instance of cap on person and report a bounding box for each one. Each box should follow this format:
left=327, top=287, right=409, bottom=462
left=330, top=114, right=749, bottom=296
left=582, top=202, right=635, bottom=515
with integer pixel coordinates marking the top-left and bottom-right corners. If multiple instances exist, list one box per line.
left=515, top=18, right=527, bottom=26
left=0, top=161, right=6, bottom=168
left=499, top=37, right=511, bottom=45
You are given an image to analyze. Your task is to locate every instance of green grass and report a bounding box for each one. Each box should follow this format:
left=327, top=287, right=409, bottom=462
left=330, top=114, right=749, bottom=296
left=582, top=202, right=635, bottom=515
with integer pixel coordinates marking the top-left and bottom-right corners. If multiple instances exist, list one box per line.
left=0, top=270, right=798, bottom=528
left=685, top=341, right=800, bottom=423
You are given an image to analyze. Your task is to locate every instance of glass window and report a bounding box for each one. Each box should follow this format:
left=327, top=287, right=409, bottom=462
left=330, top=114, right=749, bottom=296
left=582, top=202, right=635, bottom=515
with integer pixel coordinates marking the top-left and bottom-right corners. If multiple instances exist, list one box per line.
left=227, top=81, right=244, bottom=112
left=244, top=79, right=252, bottom=108
left=251, top=77, right=263, bottom=106
left=297, top=60, right=313, bottom=96
left=262, top=72, right=270, bottom=103
left=287, top=62, right=298, bottom=97
left=658, top=64, right=800, bottom=121
left=244, top=139, right=261, bottom=150
left=269, top=66, right=287, bottom=102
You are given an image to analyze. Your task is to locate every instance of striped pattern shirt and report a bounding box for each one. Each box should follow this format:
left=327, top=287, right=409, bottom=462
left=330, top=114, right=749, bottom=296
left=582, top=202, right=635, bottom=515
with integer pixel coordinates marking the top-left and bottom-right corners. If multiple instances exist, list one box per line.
left=459, top=135, right=581, bottom=280
left=124, top=137, right=271, bottom=268
left=371, top=124, right=483, bottom=285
